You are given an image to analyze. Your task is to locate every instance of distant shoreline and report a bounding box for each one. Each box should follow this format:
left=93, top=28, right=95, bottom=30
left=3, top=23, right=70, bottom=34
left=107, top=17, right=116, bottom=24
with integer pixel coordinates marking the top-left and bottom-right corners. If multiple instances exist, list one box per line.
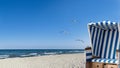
left=0, top=52, right=84, bottom=59
left=0, top=49, right=84, bottom=59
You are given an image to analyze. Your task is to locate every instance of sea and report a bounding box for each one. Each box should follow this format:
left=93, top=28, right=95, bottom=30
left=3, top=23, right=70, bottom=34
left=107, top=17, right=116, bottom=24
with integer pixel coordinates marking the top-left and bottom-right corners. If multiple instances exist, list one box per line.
left=0, top=49, right=84, bottom=59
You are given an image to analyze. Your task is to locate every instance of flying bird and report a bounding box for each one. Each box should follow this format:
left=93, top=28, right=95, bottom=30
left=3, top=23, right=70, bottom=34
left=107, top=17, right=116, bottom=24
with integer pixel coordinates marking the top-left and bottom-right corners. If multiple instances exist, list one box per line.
left=59, top=30, right=70, bottom=35
left=75, top=39, right=84, bottom=43
left=72, top=19, right=79, bottom=24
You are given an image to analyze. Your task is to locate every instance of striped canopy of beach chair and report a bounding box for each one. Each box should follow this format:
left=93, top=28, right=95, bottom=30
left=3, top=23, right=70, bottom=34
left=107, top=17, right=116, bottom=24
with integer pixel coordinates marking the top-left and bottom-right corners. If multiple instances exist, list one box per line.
left=87, top=21, right=120, bottom=64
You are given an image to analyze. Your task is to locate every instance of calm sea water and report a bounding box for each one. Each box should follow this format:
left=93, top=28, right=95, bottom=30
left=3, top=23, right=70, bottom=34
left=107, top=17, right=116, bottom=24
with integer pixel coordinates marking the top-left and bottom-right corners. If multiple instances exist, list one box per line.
left=0, top=49, right=84, bottom=59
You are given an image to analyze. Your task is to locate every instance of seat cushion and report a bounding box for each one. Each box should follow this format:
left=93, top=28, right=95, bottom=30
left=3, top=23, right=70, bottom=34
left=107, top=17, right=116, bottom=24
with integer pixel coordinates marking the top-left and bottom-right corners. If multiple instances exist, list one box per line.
left=86, top=49, right=92, bottom=62
left=92, top=58, right=118, bottom=64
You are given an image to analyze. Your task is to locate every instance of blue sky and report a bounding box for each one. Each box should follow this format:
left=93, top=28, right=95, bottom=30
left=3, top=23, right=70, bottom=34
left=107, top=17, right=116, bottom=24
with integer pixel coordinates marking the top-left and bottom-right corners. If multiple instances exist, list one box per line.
left=0, top=0, right=120, bottom=49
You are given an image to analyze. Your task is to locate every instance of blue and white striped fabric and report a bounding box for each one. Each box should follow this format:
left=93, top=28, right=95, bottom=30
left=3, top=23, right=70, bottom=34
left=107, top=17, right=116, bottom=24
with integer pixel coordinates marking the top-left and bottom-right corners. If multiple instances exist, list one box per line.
left=92, top=58, right=118, bottom=64
left=86, top=49, right=92, bottom=62
left=88, top=21, right=119, bottom=59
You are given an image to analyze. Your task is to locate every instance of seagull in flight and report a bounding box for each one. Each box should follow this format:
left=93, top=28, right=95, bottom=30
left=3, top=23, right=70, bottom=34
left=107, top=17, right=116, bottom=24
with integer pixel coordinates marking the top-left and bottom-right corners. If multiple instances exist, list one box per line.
left=75, top=39, right=84, bottom=43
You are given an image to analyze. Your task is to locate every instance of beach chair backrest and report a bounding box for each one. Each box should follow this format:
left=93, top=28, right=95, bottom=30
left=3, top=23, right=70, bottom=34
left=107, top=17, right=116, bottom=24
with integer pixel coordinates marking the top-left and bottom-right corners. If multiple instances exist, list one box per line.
left=88, top=21, right=119, bottom=59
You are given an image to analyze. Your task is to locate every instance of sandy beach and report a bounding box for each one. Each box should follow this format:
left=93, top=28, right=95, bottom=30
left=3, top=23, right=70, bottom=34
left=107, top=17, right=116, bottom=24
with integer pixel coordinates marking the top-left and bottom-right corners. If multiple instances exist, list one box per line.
left=0, top=53, right=85, bottom=68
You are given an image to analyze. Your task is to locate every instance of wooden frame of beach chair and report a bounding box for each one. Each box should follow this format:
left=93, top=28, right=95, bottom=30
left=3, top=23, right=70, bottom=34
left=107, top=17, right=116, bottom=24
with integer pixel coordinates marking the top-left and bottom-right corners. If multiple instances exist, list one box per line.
left=85, top=21, right=120, bottom=68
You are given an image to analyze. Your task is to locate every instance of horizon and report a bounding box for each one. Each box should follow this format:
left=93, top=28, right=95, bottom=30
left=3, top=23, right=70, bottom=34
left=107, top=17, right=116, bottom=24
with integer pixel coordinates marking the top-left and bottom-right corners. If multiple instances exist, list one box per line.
left=0, top=0, right=120, bottom=49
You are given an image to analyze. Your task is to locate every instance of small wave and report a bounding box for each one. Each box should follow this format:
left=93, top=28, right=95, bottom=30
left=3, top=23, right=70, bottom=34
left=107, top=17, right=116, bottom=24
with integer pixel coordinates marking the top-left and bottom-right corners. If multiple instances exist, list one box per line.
left=28, top=53, right=38, bottom=56
left=59, top=51, right=63, bottom=53
left=20, top=55, right=30, bottom=57
left=44, top=52, right=57, bottom=55
left=20, top=53, right=38, bottom=57
left=73, top=51, right=81, bottom=52
left=0, top=55, right=9, bottom=59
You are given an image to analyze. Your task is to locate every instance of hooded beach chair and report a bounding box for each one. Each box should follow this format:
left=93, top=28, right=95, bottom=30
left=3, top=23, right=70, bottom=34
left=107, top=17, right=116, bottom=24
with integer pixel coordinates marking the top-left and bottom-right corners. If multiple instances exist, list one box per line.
left=85, top=21, right=120, bottom=68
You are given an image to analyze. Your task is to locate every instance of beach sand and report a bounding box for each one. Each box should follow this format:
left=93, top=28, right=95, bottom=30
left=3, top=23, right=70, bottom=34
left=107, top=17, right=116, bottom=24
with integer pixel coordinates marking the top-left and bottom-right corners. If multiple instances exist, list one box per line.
left=0, top=53, right=85, bottom=68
